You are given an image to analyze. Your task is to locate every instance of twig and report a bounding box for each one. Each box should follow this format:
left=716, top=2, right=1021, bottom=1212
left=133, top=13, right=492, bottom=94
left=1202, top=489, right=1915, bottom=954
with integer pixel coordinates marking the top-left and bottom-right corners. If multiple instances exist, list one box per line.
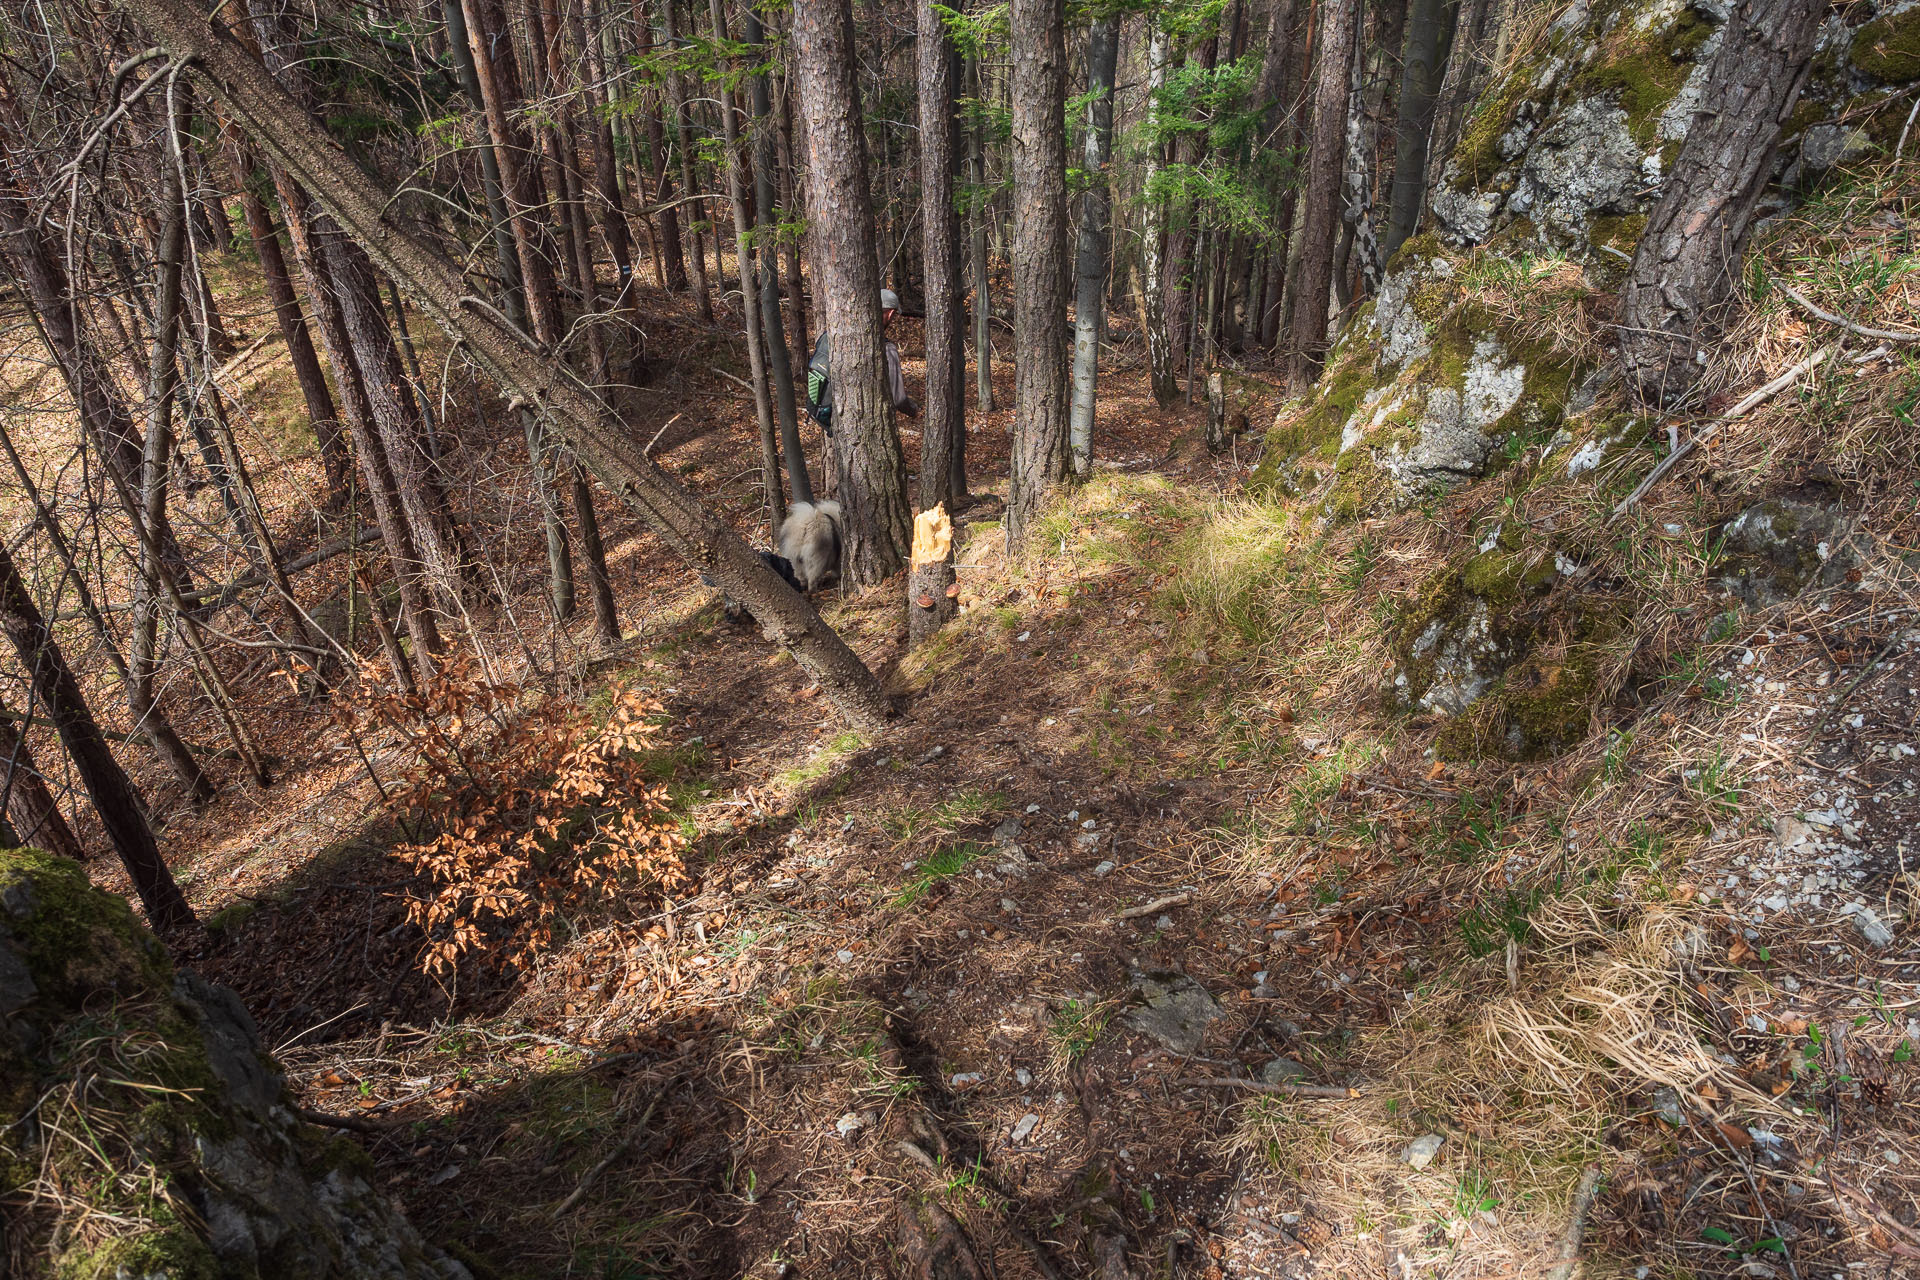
left=298, top=1107, right=396, bottom=1135
left=1901, top=95, right=1920, bottom=159
left=1174, top=1076, right=1359, bottom=1099
left=707, top=364, right=754, bottom=392
left=643, top=412, right=686, bottom=457
left=1778, top=282, right=1920, bottom=343
left=1111, top=890, right=1193, bottom=922
left=1611, top=348, right=1829, bottom=519
left=1546, top=1163, right=1605, bottom=1280
left=550, top=1098, right=657, bottom=1218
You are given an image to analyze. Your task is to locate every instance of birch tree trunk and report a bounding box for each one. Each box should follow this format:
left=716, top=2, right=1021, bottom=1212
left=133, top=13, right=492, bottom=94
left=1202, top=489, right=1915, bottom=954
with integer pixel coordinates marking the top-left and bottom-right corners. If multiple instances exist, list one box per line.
left=1138, top=22, right=1178, bottom=406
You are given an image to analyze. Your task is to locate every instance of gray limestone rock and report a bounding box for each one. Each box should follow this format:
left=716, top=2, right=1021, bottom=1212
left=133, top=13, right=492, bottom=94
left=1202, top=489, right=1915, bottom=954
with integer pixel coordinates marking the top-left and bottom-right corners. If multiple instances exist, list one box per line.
left=1123, top=970, right=1223, bottom=1055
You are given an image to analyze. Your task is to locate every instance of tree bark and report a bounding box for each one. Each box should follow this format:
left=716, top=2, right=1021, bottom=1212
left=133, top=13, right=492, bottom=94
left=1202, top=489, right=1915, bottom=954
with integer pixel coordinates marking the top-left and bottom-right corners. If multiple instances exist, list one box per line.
left=660, top=0, right=715, bottom=322
left=0, top=708, right=88, bottom=864
left=0, top=539, right=197, bottom=936
left=1285, top=0, right=1359, bottom=386
left=1005, top=0, right=1070, bottom=551
left=791, top=0, right=910, bottom=585
left=131, top=0, right=895, bottom=729
left=708, top=0, right=783, bottom=530
left=918, top=0, right=965, bottom=512
left=635, top=0, right=690, bottom=293
left=231, top=151, right=352, bottom=503
left=1384, top=0, right=1454, bottom=261
left=1618, top=0, right=1825, bottom=407
left=1138, top=22, right=1178, bottom=406
left=746, top=4, right=810, bottom=506
left=966, top=52, right=993, bottom=416
left=1068, top=14, right=1119, bottom=478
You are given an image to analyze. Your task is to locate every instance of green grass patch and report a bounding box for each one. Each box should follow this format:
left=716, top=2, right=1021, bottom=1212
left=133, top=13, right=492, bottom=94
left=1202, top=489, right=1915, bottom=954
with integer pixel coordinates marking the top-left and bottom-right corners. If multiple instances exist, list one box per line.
left=892, top=842, right=988, bottom=907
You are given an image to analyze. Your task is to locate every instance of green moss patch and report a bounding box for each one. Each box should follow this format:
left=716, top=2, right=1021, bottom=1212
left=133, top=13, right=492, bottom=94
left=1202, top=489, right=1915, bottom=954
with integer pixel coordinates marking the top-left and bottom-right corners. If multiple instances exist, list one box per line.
left=1852, top=7, right=1920, bottom=83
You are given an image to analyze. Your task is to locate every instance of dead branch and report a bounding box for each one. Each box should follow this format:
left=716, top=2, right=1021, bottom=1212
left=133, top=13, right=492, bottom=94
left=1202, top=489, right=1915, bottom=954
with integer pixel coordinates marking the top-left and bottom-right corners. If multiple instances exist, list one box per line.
left=1174, top=1076, right=1359, bottom=1099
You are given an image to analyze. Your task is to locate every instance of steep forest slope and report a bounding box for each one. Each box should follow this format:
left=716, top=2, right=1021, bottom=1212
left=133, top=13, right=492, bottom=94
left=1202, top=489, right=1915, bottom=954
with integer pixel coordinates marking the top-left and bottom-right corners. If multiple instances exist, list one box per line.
left=5, top=0, right=1920, bottom=1278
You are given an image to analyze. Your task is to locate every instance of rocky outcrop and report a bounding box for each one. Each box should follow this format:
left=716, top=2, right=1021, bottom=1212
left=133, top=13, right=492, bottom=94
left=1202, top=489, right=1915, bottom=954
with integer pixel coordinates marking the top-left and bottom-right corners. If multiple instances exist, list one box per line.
left=1250, top=239, right=1599, bottom=514
left=1714, top=491, right=1861, bottom=606
left=1427, top=0, right=1920, bottom=260
left=0, top=848, right=468, bottom=1280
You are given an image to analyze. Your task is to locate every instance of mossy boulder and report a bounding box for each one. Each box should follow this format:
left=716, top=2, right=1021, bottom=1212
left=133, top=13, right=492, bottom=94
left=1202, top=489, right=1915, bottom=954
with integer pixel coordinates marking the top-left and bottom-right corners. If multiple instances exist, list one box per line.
left=1251, top=245, right=1595, bottom=517
left=1386, top=530, right=1629, bottom=761
left=0, top=850, right=468, bottom=1280
left=1713, top=494, right=1859, bottom=607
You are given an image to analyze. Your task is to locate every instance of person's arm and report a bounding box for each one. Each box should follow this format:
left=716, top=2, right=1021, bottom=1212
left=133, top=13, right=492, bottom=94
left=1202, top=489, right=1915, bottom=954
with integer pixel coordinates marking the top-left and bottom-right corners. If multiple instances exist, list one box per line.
left=886, top=342, right=920, bottom=417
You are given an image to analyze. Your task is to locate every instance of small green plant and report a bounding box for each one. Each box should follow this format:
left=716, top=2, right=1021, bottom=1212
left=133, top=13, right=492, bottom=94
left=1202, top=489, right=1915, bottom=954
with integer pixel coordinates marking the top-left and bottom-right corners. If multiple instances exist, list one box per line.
left=1049, top=998, right=1112, bottom=1069
left=1449, top=1170, right=1499, bottom=1220
left=1700, top=1225, right=1786, bottom=1259
left=892, top=842, right=987, bottom=907
left=1458, top=885, right=1544, bottom=957
left=1691, top=749, right=1744, bottom=815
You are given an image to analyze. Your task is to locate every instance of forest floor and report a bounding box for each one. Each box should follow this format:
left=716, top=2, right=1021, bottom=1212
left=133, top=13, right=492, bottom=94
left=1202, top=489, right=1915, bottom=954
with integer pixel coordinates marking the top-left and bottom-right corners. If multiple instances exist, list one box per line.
left=23, top=239, right=1920, bottom=1278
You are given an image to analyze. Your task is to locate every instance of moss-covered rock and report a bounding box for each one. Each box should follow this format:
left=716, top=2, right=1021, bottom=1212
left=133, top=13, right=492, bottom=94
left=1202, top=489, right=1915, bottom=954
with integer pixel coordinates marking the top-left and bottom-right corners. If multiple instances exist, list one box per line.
left=0, top=850, right=469, bottom=1280
left=1427, top=0, right=1916, bottom=257
left=1251, top=243, right=1596, bottom=519
left=1713, top=494, right=1859, bottom=607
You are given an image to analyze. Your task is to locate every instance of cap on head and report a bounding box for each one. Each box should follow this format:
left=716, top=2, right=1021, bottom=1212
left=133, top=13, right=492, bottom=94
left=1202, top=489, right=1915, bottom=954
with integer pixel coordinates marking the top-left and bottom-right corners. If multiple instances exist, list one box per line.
left=879, top=288, right=900, bottom=313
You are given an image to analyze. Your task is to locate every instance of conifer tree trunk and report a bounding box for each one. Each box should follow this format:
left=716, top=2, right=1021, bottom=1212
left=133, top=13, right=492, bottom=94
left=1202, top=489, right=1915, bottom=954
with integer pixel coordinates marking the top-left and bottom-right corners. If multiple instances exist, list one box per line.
left=1384, top=0, right=1453, bottom=261
left=1618, top=0, right=1824, bottom=407
left=1005, top=0, right=1070, bottom=551
left=791, top=0, right=910, bottom=584
left=966, top=51, right=993, bottom=415
left=661, top=0, right=714, bottom=321
left=440, top=0, right=527, bottom=319
left=1286, top=0, right=1359, bottom=385
left=917, top=0, right=965, bottom=513
left=746, top=4, right=810, bottom=505
left=1138, top=21, right=1178, bottom=406
left=0, top=708, right=88, bottom=864
left=1068, top=13, right=1118, bottom=478
left=635, top=0, right=690, bottom=292
left=0, top=539, right=197, bottom=935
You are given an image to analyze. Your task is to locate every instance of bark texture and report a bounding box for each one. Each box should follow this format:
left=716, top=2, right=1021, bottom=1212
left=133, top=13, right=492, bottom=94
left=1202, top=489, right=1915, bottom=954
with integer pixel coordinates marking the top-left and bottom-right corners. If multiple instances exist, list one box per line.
left=918, top=0, right=965, bottom=513
left=791, top=0, right=910, bottom=585
left=1138, top=23, right=1178, bottom=406
left=0, top=540, right=196, bottom=935
left=1068, top=14, right=1119, bottom=477
left=1285, top=0, right=1359, bottom=385
left=1618, top=0, right=1825, bottom=407
left=1006, top=0, right=1070, bottom=551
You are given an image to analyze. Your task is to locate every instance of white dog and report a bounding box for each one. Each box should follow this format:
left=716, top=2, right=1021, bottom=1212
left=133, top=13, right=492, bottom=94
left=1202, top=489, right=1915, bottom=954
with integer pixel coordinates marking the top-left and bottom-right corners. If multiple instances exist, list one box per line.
left=778, top=500, right=844, bottom=592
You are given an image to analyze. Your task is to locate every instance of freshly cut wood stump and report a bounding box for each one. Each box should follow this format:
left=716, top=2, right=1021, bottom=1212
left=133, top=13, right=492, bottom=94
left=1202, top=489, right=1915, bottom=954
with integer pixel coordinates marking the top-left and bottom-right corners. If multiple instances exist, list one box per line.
left=908, top=504, right=957, bottom=646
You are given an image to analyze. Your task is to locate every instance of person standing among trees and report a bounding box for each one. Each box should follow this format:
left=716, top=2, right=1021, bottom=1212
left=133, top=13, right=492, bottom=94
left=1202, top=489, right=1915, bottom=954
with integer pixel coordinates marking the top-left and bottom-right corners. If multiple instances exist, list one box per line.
left=804, top=288, right=921, bottom=432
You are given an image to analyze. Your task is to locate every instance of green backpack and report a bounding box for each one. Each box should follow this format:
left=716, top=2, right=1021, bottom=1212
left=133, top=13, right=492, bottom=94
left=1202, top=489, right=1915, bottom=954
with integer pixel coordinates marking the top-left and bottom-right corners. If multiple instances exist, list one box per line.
left=805, top=334, right=832, bottom=431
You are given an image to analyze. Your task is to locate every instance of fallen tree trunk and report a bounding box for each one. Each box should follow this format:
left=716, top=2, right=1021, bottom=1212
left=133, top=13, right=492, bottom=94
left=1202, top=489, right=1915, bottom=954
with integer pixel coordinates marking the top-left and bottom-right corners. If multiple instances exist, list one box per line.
left=117, top=0, right=893, bottom=730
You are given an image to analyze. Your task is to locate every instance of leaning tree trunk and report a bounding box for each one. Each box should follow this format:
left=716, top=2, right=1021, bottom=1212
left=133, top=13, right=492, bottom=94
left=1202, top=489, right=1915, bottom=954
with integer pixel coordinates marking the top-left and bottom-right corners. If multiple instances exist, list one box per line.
left=791, top=0, right=911, bottom=585
left=1384, top=0, right=1454, bottom=261
left=1068, top=14, right=1119, bottom=478
left=1285, top=0, right=1360, bottom=386
left=917, top=0, right=965, bottom=514
left=0, top=707, right=89, bottom=864
left=660, top=0, right=715, bottom=322
left=1005, top=0, right=1070, bottom=552
left=129, top=0, right=895, bottom=730
left=1618, top=0, right=1825, bottom=408
left=1137, top=21, right=1178, bottom=406
left=0, top=540, right=197, bottom=936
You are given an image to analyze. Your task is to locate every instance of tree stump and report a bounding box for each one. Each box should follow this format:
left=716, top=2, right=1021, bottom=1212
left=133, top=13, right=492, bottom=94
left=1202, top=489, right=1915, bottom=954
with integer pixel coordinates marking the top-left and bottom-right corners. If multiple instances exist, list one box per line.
left=908, top=504, right=956, bottom=646
left=1205, top=370, right=1228, bottom=453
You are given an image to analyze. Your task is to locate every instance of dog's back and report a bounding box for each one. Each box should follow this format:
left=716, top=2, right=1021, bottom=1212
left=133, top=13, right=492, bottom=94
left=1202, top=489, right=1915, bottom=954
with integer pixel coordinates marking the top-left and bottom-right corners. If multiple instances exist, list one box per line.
left=778, top=501, right=843, bottom=592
